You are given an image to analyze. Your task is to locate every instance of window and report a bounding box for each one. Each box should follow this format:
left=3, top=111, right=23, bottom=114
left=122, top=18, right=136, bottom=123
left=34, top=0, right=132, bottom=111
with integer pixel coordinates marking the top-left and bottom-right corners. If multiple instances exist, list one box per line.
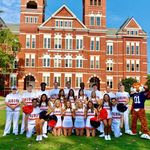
left=76, top=36, right=83, bottom=50
left=25, top=16, right=38, bottom=24
left=66, top=35, right=72, bottom=50
left=76, top=74, right=83, bottom=88
left=54, top=55, right=61, bottom=68
left=55, top=20, right=72, bottom=28
left=131, top=60, right=135, bottom=71
left=26, top=35, right=30, bottom=48
left=98, top=0, right=101, bottom=6
left=136, top=60, right=140, bottom=71
left=90, top=0, right=93, bottom=5
left=95, top=56, right=100, bottom=68
left=10, top=74, right=17, bottom=87
left=107, top=76, right=113, bottom=88
left=90, top=37, right=94, bottom=50
left=131, top=43, right=134, bottom=54
left=56, top=21, right=59, bottom=27
left=94, top=0, right=97, bottom=5
left=90, top=56, right=94, bottom=68
left=31, top=55, right=35, bottom=67
left=76, top=56, right=83, bottom=68
left=107, top=42, right=113, bottom=55
left=106, top=59, right=113, bottom=71
left=126, top=43, right=130, bottom=55
left=136, top=42, right=140, bottom=55
left=54, top=34, right=62, bottom=49
left=126, top=60, right=130, bottom=71
left=54, top=73, right=61, bottom=86
left=25, top=54, right=30, bottom=67
left=31, top=35, right=36, bottom=48
left=42, top=73, right=50, bottom=86
left=90, top=17, right=94, bottom=26
left=44, top=34, right=51, bottom=49
left=65, top=74, right=72, bottom=86
left=43, top=55, right=50, bottom=67
left=96, top=37, right=100, bottom=50
left=13, top=59, right=18, bottom=69
left=96, top=17, right=101, bottom=26
left=65, top=56, right=72, bottom=68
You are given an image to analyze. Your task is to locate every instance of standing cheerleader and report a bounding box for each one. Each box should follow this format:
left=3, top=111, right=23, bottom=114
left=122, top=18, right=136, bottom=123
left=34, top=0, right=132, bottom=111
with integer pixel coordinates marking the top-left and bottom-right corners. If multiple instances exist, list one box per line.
left=77, top=89, right=87, bottom=109
left=101, top=94, right=112, bottom=140
left=67, top=89, right=76, bottom=110
left=62, top=101, right=73, bottom=136
left=89, top=91, right=101, bottom=109
left=53, top=99, right=62, bottom=136
left=74, top=101, right=86, bottom=136
left=39, top=94, right=52, bottom=138
left=58, top=89, right=66, bottom=108
left=85, top=101, right=97, bottom=137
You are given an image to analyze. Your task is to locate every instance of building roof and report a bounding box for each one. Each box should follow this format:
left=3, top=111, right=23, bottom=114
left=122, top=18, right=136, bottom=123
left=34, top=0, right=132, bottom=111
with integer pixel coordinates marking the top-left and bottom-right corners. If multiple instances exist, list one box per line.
left=0, top=17, right=7, bottom=29
left=6, top=24, right=20, bottom=34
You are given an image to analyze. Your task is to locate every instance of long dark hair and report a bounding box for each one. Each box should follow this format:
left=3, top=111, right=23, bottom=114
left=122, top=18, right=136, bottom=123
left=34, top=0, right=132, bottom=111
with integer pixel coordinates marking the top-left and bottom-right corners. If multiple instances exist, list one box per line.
left=39, top=94, right=49, bottom=107
left=78, top=89, right=84, bottom=98
left=67, top=89, right=75, bottom=100
left=102, top=94, right=112, bottom=110
left=87, top=101, right=94, bottom=113
left=58, top=89, right=65, bottom=99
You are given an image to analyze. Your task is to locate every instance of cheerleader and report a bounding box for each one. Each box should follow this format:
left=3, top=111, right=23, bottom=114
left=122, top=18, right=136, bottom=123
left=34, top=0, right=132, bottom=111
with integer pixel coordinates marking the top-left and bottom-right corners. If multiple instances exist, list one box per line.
left=3, top=86, right=21, bottom=136
left=101, top=94, right=112, bottom=140
left=39, top=94, right=52, bottom=138
left=74, top=101, right=86, bottom=136
left=25, top=98, right=42, bottom=141
left=62, top=101, right=73, bottom=136
left=85, top=101, right=97, bottom=137
left=67, top=89, right=76, bottom=110
left=77, top=89, right=87, bottom=109
left=58, top=89, right=66, bottom=108
left=52, top=99, right=63, bottom=136
left=89, top=91, right=101, bottom=109
left=111, top=98, right=123, bottom=138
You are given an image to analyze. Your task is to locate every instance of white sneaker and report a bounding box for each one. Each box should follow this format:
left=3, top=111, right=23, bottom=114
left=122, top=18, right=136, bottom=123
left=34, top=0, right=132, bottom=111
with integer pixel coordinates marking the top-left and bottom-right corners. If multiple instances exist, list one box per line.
left=3, top=133, right=7, bottom=137
left=107, top=135, right=111, bottom=140
left=139, top=131, right=142, bottom=135
left=125, top=130, right=134, bottom=135
left=104, top=135, right=108, bottom=140
left=120, top=132, right=123, bottom=136
left=36, top=135, right=40, bottom=141
left=42, top=134, right=48, bottom=138
left=141, top=134, right=150, bottom=140
left=39, top=135, right=42, bottom=141
left=99, top=133, right=105, bottom=138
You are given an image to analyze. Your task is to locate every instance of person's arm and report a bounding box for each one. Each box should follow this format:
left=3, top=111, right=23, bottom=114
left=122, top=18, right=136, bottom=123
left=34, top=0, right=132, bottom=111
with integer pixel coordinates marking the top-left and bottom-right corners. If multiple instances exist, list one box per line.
left=5, top=96, right=14, bottom=110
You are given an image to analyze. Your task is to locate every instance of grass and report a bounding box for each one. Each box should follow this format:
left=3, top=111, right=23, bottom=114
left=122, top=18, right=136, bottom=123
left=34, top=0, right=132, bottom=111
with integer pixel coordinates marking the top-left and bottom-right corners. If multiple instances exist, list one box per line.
left=0, top=109, right=150, bottom=150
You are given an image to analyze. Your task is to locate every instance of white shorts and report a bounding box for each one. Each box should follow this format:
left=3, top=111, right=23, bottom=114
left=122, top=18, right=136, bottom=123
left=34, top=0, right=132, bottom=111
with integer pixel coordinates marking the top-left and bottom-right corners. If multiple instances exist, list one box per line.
left=62, top=116, right=73, bottom=129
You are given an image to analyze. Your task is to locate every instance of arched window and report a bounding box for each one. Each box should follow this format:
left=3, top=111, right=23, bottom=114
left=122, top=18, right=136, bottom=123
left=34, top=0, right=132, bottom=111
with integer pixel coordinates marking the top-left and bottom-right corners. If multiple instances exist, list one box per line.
left=54, top=55, right=61, bottom=68
left=65, top=55, right=72, bottom=68
left=26, top=1, right=37, bottom=9
left=106, top=59, right=113, bottom=71
left=76, top=56, right=83, bottom=68
left=90, top=0, right=93, bottom=5
left=98, top=0, right=101, bottom=6
left=43, top=55, right=50, bottom=67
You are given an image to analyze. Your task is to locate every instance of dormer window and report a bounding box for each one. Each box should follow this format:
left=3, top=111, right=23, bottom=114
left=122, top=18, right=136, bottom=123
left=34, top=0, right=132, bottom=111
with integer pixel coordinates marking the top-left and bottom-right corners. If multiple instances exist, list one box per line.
left=127, top=30, right=138, bottom=35
left=55, top=20, right=72, bottom=28
left=27, top=1, right=37, bottom=9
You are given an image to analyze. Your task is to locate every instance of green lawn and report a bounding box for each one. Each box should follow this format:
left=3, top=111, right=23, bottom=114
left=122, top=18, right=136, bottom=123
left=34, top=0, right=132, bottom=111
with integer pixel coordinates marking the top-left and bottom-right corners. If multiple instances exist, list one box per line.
left=0, top=109, right=150, bottom=150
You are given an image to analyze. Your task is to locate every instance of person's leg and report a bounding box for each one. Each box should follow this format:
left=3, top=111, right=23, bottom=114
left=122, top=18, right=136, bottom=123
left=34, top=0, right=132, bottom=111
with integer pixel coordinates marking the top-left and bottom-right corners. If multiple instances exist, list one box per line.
left=124, top=109, right=130, bottom=132
left=63, top=128, right=67, bottom=136
left=107, top=119, right=112, bottom=140
left=80, top=129, right=84, bottom=136
left=86, top=129, right=90, bottom=137
left=20, top=113, right=25, bottom=134
left=92, top=129, right=96, bottom=137
left=26, top=124, right=34, bottom=138
left=131, top=110, right=138, bottom=134
left=3, top=111, right=13, bottom=135
left=68, top=129, right=72, bottom=136
left=53, top=128, right=57, bottom=136
left=57, top=128, right=61, bottom=136
left=76, top=129, right=79, bottom=136
left=13, top=111, right=20, bottom=135
left=42, top=121, right=48, bottom=138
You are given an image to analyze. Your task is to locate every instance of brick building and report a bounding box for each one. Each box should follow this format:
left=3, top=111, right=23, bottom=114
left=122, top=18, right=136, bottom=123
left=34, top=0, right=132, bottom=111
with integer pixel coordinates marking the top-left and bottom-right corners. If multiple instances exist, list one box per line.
left=16, top=0, right=148, bottom=91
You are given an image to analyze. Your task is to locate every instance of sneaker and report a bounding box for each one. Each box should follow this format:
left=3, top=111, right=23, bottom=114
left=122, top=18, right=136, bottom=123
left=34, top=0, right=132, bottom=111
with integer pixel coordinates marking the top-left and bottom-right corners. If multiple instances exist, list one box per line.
left=141, top=134, right=150, bottom=140
left=139, top=131, right=142, bottom=135
left=3, top=133, right=7, bottom=137
left=99, top=133, right=105, bottom=138
left=107, top=135, right=111, bottom=140
left=42, top=134, right=48, bottom=138
left=120, top=132, right=123, bottom=136
left=39, top=135, right=42, bottom=141
left=104, top=135, right=108, bottom=140
left=125, top=130, right=135, bottom=135
left=36, top=135, right=40, bottom=141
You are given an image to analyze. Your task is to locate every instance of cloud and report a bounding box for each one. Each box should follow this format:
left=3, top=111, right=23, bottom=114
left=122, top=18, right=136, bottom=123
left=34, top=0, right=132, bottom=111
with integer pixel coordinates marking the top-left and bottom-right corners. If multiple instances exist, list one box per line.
left=0, top=0, right=20, bottom=24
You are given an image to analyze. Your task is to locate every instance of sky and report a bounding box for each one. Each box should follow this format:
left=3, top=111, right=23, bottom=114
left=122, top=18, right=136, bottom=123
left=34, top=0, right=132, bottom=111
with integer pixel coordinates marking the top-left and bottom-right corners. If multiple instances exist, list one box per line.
left=0, top=0, right=150, bottom=73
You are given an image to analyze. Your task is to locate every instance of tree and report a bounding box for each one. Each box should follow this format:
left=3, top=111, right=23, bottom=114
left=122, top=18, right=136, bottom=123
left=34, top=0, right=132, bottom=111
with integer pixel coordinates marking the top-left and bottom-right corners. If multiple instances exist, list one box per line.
left=145, top=75, right=150, bottom=89
left=121, top=78, right=137, bottom=93
left=0, top=29, right=20, bottom=73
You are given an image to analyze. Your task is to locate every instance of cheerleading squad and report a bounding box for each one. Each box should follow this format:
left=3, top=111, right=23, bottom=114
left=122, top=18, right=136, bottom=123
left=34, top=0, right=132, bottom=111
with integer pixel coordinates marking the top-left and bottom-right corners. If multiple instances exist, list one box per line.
left=3, top=81, right=150, bottom=141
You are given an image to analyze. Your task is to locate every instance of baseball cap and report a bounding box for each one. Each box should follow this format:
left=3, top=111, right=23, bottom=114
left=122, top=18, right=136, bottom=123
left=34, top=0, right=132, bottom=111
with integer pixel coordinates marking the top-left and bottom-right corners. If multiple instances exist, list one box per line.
left=11, top=86, right=17, bottom=90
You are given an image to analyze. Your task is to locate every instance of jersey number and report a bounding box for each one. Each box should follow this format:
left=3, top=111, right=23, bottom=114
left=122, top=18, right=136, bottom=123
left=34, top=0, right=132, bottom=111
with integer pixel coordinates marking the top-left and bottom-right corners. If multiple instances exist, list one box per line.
left=134, top=96, right=140, bottom=104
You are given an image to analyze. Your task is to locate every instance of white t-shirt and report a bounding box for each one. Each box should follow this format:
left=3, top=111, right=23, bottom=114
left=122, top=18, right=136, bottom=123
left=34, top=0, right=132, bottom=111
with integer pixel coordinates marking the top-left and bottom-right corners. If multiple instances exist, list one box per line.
left=64, top=88, right=71, bottom=97
left=28, top=107, right=40, bottom=125
left=22, top=91, right=36, bottom=106
left=36, top=90, right=50, bottom=99
left=107, top=92, right=116, bottom=99
left=94, top=90, right=103, bottom=99
left=116, top=91, right=130, bottom=105
left=5, top=93, right=22, bottom=111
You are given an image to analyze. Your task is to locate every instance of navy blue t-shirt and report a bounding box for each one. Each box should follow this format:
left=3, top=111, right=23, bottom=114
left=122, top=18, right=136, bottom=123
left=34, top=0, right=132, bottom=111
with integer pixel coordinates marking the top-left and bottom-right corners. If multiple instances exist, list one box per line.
left=130, top=92, right=147, bottom=109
